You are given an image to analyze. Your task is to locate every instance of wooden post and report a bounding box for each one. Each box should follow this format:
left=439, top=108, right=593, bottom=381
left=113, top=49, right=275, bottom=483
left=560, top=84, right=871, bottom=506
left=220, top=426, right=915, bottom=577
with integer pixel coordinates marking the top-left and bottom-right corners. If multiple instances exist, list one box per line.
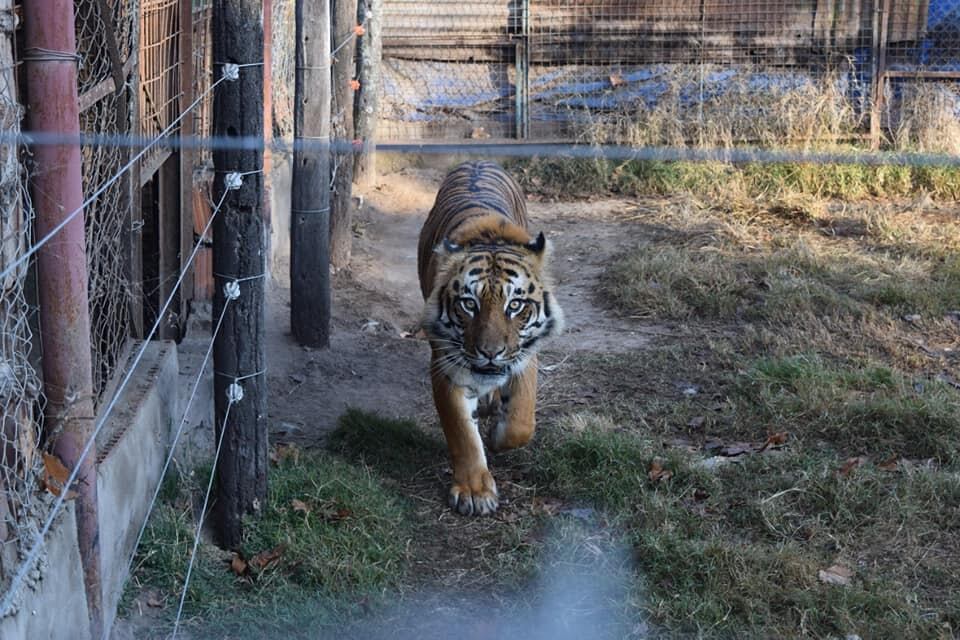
left=869, top=0, right=892, bottom=150
left=330, top=0, right=359, bottom=268
left=212, top=0, right=267, bottom=549
left=291, top=0, right=332, bottom=347
left=353, top=0, right=380, bottom=186
left=179, top=0, right=195, bottom=310
left=158, top=156, right=181, bottom=339
left=513, top=0, right=529, bottom=139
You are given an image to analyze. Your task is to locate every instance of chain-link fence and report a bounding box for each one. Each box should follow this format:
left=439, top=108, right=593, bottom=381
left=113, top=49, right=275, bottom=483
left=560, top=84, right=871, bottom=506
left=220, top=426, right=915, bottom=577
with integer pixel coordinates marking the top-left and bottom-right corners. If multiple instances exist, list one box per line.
left=376, top=0, right=960, bottom=151
left=76, top=0, right=136, bottom=403
left=0, top=35, right=44, bottom=603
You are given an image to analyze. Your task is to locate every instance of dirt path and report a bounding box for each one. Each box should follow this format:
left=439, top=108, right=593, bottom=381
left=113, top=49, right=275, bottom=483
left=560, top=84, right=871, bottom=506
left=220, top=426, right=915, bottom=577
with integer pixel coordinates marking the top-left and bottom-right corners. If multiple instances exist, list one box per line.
left=265, top=167, right=663, bottom=445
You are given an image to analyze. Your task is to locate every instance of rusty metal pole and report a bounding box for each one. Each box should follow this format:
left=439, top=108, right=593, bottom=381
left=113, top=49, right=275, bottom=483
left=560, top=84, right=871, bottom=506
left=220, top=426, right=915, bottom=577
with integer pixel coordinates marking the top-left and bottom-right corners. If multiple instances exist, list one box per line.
left=23, top=1, right=102, bottom=635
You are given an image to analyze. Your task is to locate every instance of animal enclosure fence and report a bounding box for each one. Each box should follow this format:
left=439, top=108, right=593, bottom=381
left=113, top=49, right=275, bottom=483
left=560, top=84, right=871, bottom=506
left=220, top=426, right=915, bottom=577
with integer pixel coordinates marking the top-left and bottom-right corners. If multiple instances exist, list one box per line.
left=75, top=0, right=137, bottom=403
left=376, top=0, right=960, bottom=152
left=1, top=0, right=204, bottom=617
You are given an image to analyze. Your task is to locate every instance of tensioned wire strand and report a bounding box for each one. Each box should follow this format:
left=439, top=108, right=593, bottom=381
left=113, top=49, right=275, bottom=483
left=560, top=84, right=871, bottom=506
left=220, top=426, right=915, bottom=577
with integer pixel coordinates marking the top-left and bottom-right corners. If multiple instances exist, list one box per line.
left=101, top=297, right=232, bottom=640
left=0, top=163, right=262, bottom=622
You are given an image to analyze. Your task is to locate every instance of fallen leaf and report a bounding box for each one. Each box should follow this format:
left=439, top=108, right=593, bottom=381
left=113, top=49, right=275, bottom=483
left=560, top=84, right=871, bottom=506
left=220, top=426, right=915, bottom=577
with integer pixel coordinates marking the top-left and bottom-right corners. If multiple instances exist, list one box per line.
left=145, top=591, right=164, bottom=608
left=609, top=72, right=626, bottom=88
left=839, top=456, right=867, bottom=477
left=878, top=455, right=900, bottom=472
left=250, top=544, right=286, bottom=571
left=317, top=501, right=353, bottom=522
left=41, top=452, right=78, bottom=499
left=291, top=498, right=311, bottom=515
left=818, top=564, right=853, bottom=586
left=230, top=554, right=248, bottom=576
left=757, top=431, right=789, bottom=452
left=687, top=416, right=706, bottom=429
left=648, top=458, right=673, bottom=483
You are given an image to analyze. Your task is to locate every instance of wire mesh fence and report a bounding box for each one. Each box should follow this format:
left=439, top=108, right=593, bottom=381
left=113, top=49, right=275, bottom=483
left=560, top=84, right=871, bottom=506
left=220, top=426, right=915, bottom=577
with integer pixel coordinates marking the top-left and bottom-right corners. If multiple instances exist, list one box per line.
left=0, top=44, right=45, bottom=608
left=142, top=0, right=185, bottom=168
left=192, top=0, right=214, bottom=170
left=76, top=0, right=137, bottom=405
left=375, top=0, right=960, bottom=152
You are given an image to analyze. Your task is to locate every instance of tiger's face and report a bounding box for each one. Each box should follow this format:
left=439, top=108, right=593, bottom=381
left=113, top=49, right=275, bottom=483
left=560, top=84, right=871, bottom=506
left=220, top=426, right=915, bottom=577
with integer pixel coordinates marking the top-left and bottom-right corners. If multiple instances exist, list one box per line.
left=423, top=232, right=564, bottom=392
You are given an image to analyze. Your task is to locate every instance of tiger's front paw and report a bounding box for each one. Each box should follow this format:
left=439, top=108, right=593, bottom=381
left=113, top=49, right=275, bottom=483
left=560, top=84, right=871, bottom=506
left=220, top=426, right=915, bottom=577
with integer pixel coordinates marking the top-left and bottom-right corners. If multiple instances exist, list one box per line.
left=449, top=468, right=498, bottom=516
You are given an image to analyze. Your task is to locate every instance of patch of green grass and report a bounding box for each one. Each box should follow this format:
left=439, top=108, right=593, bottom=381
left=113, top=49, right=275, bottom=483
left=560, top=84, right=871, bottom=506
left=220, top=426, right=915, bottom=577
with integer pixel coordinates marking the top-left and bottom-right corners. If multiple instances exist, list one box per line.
left=742, top=354, right=960, bottom=462
left=128, top=449, right=413, bottom=634
left=509, top=156, right=613, bottom=198
left=327, top=409, right=446, bottom=480
left=535, top=417, right=960, bottom=637
left=511, top=156, right=960, bottom=201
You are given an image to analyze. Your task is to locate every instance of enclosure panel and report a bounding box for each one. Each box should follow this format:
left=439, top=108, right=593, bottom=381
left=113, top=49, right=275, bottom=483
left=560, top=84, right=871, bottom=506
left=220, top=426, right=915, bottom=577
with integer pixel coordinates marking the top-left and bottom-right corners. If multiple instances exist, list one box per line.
left=383, top=0, right=514, bottom=40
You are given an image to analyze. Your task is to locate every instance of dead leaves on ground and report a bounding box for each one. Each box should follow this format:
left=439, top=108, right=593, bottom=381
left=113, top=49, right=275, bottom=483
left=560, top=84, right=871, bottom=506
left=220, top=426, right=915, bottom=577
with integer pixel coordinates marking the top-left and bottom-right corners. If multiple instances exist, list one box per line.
left=289, top=497, right=352, bottom=523
left=836, top=454, right=921, bottom=477
left=648, top=458, right=673, bottom=483
left=229, top=544, right=287, bottom=579
left=698, top=431, right=790, bottom=465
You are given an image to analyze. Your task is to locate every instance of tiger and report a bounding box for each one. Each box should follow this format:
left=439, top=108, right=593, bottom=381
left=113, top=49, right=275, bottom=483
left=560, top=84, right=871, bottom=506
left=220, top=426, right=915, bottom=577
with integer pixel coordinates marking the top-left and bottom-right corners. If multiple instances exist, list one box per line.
left=417, top=161, right=564, bottom=516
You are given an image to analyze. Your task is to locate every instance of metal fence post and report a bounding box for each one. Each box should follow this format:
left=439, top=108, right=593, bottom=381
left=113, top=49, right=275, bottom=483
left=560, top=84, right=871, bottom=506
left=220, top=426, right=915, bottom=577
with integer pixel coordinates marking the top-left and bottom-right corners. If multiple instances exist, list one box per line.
left=22, top=0, right=102, bottom=634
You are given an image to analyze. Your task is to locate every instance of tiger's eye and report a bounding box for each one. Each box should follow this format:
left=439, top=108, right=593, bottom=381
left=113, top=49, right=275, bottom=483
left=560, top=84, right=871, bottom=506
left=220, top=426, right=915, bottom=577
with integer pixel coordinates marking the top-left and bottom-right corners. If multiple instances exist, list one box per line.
left=508, top=299, right=524, bottom=313
left=460, top=298, right=478, bottom=313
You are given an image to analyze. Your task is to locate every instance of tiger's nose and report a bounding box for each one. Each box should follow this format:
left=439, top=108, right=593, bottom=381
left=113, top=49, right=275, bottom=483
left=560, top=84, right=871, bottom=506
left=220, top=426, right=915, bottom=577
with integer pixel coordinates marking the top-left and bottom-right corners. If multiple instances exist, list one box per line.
left=477, top=346, right=506, bottom=362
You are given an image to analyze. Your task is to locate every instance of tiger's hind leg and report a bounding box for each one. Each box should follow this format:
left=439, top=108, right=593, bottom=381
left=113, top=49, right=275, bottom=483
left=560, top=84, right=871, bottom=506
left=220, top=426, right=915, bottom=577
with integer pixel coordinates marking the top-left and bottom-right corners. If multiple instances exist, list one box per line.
left=430, top=367, right=499, bottom=516
left=492, top=355, right=537, bottom=452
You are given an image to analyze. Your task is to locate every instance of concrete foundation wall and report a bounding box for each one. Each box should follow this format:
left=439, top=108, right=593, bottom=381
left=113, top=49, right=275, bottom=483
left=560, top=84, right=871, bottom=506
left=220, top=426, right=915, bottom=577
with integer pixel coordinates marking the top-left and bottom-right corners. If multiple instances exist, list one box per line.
left=0, top=341, right=178, bottom=640
left=0, top=506, right=92, bottom=640
left=98, top=341, right=178, bottom=638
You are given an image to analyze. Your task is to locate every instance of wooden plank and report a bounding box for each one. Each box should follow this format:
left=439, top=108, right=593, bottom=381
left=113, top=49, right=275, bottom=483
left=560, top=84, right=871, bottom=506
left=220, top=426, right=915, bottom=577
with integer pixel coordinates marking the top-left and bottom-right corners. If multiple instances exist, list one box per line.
left=192, top=183, right=214, bottom=300
left=94, top=0, right=127, bottom=96
left=179, top=0, right=195, bottom=306
left=884, top=69, right=960, bottom=79
left=79, top=54, right=136, bottom=113
left=157, top=154, right=181, bottom=339
left=139, top=147, right=173, bottom=187
left=128, top=38, right=143, bottom=338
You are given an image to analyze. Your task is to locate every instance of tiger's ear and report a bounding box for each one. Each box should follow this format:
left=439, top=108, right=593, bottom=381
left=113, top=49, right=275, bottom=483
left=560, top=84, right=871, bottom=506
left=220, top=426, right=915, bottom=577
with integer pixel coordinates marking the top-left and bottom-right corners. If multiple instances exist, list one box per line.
left=526, top=231, right=546, bottom=255
left=435, top=237, right=462, bottom=255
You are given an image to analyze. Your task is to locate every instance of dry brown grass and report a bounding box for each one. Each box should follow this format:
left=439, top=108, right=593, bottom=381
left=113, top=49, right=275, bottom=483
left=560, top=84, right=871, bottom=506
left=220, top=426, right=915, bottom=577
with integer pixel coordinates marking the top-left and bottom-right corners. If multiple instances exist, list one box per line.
left=575, top=64, right=863, bottom=150
left=893, top=82, right=960, bottom=155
